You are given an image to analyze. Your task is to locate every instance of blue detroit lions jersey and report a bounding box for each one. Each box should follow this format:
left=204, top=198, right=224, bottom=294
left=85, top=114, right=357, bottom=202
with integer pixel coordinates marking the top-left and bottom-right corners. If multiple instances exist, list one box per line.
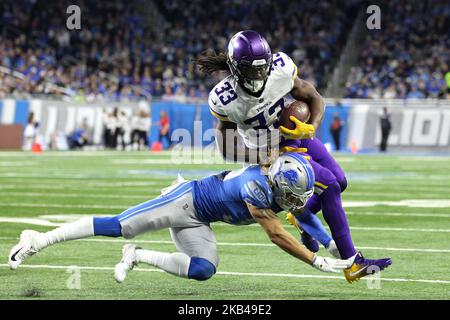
left=192, top=166, right=282, bottom=225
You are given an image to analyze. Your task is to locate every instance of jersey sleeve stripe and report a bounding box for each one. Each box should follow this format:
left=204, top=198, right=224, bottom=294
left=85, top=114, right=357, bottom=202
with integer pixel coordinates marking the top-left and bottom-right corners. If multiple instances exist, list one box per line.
left=292, top=64, right=298, bottom=80
left=210, top=107, right=229, bottom=121
left=314, top=181, right=328, bottom=189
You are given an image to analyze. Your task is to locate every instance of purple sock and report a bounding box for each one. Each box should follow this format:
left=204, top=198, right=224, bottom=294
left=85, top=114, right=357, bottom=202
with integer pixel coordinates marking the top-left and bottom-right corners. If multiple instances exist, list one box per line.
left=320, top=181, right=356, bottom=259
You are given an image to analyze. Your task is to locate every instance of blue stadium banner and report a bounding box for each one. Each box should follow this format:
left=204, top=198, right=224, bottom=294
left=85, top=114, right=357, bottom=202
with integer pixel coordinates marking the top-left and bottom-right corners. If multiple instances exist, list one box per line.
left=315, top=104, right=350, bottom=151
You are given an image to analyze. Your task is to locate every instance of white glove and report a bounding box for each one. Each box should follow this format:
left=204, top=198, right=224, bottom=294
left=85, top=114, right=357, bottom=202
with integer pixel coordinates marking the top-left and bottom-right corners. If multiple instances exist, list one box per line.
left=311, top=254, right=353, bottom=273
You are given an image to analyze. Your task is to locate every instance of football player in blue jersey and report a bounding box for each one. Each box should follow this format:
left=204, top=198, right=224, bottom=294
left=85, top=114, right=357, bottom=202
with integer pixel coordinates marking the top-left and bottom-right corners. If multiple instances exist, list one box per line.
left=9, top=153, right=354, bottom=283
left=194, top=30, right=392, bottom=282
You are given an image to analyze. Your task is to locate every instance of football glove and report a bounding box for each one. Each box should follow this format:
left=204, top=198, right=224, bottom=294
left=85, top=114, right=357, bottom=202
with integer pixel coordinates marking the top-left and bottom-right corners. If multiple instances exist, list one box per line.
left=279, top=116, right=315, bottom=140
left=311, top=254, right=353, bottom=273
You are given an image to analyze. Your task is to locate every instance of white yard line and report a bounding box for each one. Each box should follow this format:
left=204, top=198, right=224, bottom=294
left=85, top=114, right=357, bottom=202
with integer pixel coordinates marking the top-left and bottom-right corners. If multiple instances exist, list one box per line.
left=214, top=223, right=450, bottom=233
left=0, top=263, right=449, bottom=285
left=2, top=193, right=450, bottom=216
left=64, top=238, right=450, bottom=253
left=0, top=173, right=171, bottom=180
left=1, top=214, right=450, bottom=233
left=0, top=203, right=126, bottom=209
left=0, top=182, right=164, bottom=188
left=0, top=151, right=174, bottom=157
left=0, top=192, right=149, bottom=199
left=0, top=236, right=449, bottom=253
left=3, top=200, right=450, bottom=213
left=344, top=211, right=450, bottom=218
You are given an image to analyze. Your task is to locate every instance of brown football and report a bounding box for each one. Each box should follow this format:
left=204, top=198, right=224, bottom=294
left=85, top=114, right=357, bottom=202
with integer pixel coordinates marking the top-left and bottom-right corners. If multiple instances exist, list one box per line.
left=279, top=100, right=311, bottom=130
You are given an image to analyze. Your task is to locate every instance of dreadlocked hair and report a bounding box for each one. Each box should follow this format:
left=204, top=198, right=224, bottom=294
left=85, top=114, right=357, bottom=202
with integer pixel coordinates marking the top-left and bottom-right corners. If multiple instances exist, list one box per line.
left=192, top=49, right=231, bottom=75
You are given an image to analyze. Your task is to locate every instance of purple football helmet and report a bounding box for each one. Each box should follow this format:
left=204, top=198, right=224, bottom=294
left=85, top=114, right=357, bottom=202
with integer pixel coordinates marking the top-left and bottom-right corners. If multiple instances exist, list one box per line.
left=227, top=30, right=272, bottom=93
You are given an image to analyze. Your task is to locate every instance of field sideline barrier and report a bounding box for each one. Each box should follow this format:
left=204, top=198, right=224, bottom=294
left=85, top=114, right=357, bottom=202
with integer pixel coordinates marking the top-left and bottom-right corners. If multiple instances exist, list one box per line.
left=0, top=98, right=449, bottom=152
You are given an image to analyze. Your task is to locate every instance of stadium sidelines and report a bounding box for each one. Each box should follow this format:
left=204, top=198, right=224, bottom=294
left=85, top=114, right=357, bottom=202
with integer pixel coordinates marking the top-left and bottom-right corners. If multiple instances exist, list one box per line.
left=0, top=236, right=449, bottom=253
left=0, top=264, right=449, bottom=285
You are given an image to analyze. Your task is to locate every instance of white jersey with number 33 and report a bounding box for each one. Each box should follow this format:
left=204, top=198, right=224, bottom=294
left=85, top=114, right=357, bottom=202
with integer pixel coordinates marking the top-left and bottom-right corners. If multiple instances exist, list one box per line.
left=209, top=52, right=298, bottom=149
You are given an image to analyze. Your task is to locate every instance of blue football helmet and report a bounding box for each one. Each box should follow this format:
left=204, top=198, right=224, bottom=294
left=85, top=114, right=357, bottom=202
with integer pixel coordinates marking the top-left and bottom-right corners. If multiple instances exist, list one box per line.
left=268, top=152, right=315, bottom=211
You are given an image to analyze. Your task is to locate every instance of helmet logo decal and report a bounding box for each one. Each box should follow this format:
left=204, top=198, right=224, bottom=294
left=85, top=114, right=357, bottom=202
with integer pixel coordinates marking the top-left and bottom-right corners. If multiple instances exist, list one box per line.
left=283, top=169, right=298, bottom=185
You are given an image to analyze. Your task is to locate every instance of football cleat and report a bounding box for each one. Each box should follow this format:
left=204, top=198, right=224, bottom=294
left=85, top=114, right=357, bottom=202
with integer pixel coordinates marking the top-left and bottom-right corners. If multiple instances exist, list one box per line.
left=114, top=244, right=139, bottom=283
left=344, top=252, right=392, bottom=283
left=286, top=212, right=319, bottom=252
left=8, top=230, right=40, bottom=270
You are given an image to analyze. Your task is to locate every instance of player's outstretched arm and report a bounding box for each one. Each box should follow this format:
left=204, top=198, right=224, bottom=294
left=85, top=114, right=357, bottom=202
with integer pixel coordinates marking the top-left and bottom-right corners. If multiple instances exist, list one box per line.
left=290, top=77, right=325, bottom=131
left=246, top=203, right=352, bottom=273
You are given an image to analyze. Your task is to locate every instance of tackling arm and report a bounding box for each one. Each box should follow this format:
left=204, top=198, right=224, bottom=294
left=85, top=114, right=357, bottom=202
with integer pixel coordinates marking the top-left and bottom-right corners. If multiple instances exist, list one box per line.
left=247, top=203, right=353, bottom=272
left=247, top=203, right=315, bottom=264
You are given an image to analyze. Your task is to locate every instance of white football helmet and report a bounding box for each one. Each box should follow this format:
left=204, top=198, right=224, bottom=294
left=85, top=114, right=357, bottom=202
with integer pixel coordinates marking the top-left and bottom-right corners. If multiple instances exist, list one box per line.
left=268, top=152, right=315, bottom=211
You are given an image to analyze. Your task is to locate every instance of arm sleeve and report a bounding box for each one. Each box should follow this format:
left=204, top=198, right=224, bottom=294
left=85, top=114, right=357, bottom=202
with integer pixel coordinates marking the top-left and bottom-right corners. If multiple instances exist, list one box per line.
left=240, top=179, right=274, bottom=209
left=208, top=91, right=230, bottom=122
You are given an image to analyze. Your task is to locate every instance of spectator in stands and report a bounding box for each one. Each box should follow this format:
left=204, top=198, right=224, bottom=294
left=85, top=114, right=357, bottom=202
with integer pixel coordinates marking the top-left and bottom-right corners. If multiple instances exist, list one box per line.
left=345, top=1, right=449, bottom=99
left=0, top=0, right=446, bottom=101
left=0, top=0, right=356, bottom=100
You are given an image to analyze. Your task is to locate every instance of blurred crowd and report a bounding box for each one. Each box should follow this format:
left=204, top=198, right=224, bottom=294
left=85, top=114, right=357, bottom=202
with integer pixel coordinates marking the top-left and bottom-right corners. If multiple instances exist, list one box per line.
left=1, top=0, right=356, bottom=101
left=344, top=1, right=450, bottom=99
left=155, top=0, right=358, bottom=92
left=0, top=0, right=448, bottom=101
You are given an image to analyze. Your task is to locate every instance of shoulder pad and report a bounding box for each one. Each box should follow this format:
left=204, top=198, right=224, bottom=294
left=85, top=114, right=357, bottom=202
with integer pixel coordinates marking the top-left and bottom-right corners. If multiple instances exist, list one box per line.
left=241, top=179, right=273, bottom=209
left=271, top=52, right=298, bottom=87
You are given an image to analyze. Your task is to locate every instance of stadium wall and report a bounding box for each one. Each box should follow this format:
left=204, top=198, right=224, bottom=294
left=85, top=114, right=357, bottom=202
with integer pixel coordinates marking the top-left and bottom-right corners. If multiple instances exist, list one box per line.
left=1, top=99, right=449, bottom=152
left=342, top=99, right=450, bottom=152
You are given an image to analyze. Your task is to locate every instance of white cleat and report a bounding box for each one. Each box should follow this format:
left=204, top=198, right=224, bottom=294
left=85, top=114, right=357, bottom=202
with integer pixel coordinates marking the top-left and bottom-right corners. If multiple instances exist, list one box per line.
left=114, top=244, right=139, bottom=283
left=8, top=230, right=40, bottom=270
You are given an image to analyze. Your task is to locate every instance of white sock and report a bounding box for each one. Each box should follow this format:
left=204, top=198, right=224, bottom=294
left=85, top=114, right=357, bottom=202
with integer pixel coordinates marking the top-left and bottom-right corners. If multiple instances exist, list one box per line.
left=135, top=249, right=190, bottom=278
left=34, top=217, right=94, bottom=250
left=326, top=240, right=341, bottom=259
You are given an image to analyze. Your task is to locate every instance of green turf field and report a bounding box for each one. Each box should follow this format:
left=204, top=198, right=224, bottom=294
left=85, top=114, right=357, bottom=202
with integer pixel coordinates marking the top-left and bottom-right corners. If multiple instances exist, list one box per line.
left=0, top=151, right=449, bottom=300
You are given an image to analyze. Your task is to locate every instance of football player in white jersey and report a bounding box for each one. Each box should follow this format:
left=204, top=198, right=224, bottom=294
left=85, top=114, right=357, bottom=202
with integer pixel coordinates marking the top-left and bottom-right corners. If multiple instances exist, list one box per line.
left=193, top=30, right=392, bottom=282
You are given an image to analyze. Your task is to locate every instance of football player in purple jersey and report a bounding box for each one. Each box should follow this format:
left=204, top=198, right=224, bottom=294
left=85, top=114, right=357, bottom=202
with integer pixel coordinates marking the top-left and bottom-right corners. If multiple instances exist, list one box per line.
left=194, top=30, right=392, bottom=282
